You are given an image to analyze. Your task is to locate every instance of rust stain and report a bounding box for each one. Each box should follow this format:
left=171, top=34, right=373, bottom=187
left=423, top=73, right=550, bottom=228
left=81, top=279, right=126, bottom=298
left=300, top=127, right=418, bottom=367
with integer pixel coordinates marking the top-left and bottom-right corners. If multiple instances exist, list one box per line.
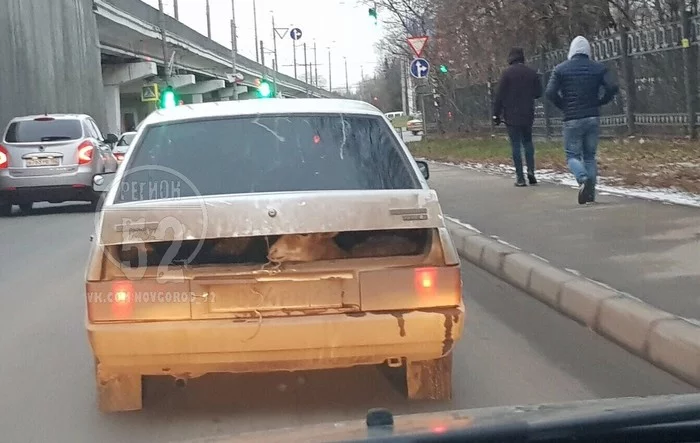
left=442, top=313, right=454, bottom=355
left=391, top=313, right=406, bottom=337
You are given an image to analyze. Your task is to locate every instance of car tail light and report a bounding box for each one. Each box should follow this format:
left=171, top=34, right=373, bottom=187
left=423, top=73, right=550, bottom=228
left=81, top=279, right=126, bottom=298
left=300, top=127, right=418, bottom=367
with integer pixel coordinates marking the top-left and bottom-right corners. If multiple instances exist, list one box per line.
left=77, top=141, right=94, bottom=165
left=86, top=279, right=192, bottom=322
left=111, top=281, right=135, bottom=319
left=34, top=116, right=55, bottom=121
left=359, top=265, right=461, bottom=311
left=115, top=153, right=124, bottom=162
left=414, top=267, right=438, bottom=297
left=0, top=145, right=8, bottom=169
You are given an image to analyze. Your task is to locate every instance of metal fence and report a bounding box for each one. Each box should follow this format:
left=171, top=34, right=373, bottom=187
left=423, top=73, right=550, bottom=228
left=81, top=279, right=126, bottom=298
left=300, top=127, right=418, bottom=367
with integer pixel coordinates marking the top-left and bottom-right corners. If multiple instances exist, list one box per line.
left=432, top=12, right=700, bottom=139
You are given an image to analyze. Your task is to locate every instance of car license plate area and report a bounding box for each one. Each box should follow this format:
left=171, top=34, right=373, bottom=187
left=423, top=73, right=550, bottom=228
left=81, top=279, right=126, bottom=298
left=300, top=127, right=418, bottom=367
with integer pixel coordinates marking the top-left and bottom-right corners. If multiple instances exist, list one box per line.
left=25, top=157, right=60, bottom=167
left=204, top=278, right=349, bottom=314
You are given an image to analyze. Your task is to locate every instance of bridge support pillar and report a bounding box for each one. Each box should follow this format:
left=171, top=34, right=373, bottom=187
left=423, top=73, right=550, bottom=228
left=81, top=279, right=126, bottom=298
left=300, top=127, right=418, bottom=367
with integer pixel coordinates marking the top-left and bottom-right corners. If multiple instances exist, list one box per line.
left=103, top=85, right=121, bottom=136
left=101, top=61, right=157, bottom=134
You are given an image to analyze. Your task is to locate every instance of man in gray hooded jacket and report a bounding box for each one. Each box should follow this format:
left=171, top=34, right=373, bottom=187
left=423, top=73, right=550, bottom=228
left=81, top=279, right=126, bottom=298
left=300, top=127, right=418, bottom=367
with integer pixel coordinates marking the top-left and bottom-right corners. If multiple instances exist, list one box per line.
left=545, top=36, right=619, bottom=204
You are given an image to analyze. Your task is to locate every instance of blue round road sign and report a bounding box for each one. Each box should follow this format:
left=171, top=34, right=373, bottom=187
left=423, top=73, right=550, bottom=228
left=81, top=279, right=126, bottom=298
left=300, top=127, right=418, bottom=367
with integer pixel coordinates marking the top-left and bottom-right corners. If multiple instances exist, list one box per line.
left=290, top=28, right=303, bottom=40
left=410, top=58, right=430, bottom=79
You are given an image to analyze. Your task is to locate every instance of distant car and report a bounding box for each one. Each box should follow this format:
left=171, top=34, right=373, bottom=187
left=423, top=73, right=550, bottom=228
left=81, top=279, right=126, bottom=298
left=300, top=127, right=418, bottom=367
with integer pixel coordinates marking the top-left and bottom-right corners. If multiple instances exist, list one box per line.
left=113, top=131, right=136, bottom=165
left=86, top=98, right=464, bottom=412
left=0, top=114, right=119, bottom=215
left=407, top=118, right=423, bottom=135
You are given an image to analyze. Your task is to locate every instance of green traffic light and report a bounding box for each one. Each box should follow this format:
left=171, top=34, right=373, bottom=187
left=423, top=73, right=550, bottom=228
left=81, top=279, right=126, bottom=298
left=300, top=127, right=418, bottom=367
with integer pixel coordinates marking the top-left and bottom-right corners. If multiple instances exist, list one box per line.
left=439, top=65, right=448, bottom=73
left=258, top=81, right=273, bottom=98
left=159, top=87, right=178, bottom=109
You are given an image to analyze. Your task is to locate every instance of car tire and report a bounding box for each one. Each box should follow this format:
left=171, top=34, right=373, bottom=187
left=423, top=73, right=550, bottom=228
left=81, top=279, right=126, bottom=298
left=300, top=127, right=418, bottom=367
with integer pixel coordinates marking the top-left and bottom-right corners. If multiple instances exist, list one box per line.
left=94, top=358, right=143, bottom=412
left=405, top=353, right=453, bottom=401
left=0, top=201, right=11, bottom=217
left=19, top=202, right=33, bottom=214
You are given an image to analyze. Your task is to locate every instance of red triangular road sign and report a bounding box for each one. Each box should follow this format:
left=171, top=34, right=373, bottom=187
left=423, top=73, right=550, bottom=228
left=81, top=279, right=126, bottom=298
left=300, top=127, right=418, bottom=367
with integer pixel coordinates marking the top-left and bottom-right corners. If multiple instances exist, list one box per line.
left=407, top=36, right=429, bottom=57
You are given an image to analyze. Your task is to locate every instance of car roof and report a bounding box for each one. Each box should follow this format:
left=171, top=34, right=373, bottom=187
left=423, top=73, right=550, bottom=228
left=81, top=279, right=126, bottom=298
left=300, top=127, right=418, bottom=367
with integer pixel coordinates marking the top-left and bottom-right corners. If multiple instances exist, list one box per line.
left=140, top=98, right=385, bottom=127
left=10, top=114, right=89, bottom=122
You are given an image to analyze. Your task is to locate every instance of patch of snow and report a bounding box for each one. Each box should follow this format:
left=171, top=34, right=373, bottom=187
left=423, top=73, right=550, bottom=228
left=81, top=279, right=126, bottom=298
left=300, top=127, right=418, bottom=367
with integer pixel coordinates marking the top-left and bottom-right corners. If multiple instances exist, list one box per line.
left=531, top=253, right=550, bottom=263
left=444, top=215, right=481, bottom=233
left=428, top=160, right=700, bottom=208
left=493, top=237, right=522, bottom=250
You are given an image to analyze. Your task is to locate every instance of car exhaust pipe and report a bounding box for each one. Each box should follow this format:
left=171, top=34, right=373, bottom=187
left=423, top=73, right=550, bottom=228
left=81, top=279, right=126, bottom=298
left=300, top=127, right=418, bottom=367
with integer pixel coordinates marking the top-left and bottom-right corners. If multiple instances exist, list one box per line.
left=174, top=377, right=187, bottom=388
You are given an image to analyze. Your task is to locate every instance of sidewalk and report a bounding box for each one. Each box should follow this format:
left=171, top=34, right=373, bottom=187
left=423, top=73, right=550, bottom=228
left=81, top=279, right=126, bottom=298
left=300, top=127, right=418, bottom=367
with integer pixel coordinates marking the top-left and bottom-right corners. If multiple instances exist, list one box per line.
left=429, top=162, right=700, bottom=320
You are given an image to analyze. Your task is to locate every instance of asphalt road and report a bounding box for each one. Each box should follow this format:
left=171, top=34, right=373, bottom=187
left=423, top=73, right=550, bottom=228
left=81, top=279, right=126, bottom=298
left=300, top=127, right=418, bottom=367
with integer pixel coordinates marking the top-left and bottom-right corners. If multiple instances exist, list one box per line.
left=0, top=202, right=695, bottom=443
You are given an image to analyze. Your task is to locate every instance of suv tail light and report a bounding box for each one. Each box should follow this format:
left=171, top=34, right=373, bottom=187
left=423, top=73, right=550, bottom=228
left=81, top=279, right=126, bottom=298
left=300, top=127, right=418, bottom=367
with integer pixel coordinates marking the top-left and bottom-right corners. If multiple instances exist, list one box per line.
left=78, top=141, right=94, bottom=165
left=0, top=145, right=8, bottom=169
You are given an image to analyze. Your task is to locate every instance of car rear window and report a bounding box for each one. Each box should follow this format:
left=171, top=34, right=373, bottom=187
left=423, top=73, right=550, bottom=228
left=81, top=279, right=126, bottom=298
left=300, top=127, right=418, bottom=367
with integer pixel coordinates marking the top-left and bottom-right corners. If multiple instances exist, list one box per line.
left=4, top=119, right=83, bottom=143
left=115, top=114, right=420, bottom=203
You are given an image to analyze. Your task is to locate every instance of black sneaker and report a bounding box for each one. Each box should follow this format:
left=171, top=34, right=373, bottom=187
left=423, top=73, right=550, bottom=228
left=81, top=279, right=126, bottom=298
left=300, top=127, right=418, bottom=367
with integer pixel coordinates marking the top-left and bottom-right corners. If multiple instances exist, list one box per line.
left=515, top=177, right=527, bottom=187
left=528, top=174, right=538, bottom=185
left=578, top=179, right=594, bottom=205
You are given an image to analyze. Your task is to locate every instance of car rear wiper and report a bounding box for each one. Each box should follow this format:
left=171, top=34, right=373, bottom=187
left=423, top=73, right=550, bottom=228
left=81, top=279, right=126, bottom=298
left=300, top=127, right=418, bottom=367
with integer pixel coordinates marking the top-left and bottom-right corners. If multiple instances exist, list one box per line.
left=40, top=136, right=72, bottom=141
left=342, top=401, right=700, bottom=443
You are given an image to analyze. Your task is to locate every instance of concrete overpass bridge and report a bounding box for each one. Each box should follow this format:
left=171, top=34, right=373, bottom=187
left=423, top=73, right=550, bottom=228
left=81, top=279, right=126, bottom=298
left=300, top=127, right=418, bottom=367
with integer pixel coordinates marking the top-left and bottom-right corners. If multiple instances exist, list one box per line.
left=94, top=0, right=338, bottom=134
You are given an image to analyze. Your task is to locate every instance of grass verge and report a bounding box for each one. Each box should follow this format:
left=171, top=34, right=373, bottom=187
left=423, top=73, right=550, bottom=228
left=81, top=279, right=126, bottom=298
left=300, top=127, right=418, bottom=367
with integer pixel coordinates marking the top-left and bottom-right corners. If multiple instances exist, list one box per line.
left=407, top=135, right=700, bottom=194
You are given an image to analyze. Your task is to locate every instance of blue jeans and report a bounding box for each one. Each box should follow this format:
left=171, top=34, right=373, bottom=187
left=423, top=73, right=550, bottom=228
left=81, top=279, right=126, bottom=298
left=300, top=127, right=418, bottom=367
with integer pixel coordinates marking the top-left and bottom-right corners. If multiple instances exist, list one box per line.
left=506, top=125, right=535, bottom=179
left=563, top=117, right=599, bottom=186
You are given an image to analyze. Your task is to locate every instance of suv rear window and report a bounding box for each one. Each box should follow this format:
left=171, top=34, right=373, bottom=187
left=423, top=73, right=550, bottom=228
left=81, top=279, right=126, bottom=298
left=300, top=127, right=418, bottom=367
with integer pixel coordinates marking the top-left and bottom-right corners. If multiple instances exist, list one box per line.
left=115, top=114, right=420, bottom=203
left=4, top=119, right=83, bottom=143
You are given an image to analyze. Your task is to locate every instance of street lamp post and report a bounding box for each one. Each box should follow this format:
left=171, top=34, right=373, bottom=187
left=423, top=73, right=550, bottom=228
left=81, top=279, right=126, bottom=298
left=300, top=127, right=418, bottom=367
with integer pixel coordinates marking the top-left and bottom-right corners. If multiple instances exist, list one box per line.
left=206, top=0, right=212, bottom=38
left=313, top=40, right=318, bottom=88
left=157, top=0, right=169, bottom=84
left=327, top=47, right=332, bottom=92
left=253, top=0, right=260, bottom=63
left=344, top=56, right=349, bottom=95
left=271, top=13, right=279, bottom=94
left=230, top=0, right=239, bottom=100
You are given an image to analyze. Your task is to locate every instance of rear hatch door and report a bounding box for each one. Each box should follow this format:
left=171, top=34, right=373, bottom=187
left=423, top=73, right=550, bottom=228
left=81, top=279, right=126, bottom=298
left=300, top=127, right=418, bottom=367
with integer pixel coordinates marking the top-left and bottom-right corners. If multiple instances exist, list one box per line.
left=3, top=117, right=84, bottom=175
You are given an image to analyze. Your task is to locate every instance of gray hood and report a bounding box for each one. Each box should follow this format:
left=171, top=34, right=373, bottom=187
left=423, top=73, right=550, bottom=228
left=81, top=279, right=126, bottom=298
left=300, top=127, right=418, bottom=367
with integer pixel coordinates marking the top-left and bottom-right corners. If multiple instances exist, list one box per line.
left=568, top=36, right=591, bottom=59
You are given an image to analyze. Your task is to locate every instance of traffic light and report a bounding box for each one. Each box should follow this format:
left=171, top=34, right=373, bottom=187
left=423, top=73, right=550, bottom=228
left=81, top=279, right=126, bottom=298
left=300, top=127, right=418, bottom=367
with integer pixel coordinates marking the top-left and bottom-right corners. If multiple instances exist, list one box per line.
left=368, top=6, right=377, bottom=24
left=256, top=79, right=274, bottom=98
left=159, top=86, right=178, bottom=109
left=439, top=64, right=448, bottom=74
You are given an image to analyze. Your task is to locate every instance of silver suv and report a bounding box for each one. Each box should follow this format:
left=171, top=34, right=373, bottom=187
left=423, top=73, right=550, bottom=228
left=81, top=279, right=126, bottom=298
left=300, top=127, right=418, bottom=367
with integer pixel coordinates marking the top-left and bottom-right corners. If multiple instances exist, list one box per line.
left=0, top=114, right=119, bottom=215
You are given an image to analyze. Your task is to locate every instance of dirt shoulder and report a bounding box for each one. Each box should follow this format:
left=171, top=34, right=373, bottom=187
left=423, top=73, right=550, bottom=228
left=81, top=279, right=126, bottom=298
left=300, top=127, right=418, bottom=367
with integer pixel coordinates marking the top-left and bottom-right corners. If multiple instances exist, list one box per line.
left=408, top=136, right=700, bottom=194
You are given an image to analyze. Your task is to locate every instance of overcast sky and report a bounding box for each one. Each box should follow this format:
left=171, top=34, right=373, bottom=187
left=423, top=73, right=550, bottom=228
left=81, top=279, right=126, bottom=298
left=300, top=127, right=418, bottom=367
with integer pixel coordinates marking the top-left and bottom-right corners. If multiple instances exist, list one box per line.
left=141, top=0, right=385, bottom=91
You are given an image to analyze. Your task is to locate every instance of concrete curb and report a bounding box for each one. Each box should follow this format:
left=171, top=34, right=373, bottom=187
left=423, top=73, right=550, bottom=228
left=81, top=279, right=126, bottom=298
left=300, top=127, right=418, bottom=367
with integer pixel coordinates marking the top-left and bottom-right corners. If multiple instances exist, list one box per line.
left=445, top=219, right=700, bottom=388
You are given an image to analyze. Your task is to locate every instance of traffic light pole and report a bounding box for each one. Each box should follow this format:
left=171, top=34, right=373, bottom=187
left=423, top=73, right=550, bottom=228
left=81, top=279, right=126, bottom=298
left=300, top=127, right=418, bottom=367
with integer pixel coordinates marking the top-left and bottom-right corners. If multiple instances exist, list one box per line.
left=157, top=0, right=170, bottom=85
left=230, top=0, right=239, bottom=100
left=271, top=15, right=279, bottom=95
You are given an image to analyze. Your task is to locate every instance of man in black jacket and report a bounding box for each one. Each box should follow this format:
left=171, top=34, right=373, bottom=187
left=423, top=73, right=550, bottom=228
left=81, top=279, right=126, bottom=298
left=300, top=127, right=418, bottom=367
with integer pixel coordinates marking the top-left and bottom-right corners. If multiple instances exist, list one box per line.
left=493, top=47, right=543, bottom=187
left=545, top=36, right=619, bottom=204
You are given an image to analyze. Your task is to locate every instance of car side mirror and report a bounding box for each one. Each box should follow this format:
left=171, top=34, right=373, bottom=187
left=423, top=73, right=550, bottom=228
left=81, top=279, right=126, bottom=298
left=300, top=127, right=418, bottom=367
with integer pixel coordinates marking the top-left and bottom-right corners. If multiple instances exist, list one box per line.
left=416, top=160, right=429, bottom=180
left=93, top=172, right=116, bottom=193
left=105, top=133, right=118, bottom=145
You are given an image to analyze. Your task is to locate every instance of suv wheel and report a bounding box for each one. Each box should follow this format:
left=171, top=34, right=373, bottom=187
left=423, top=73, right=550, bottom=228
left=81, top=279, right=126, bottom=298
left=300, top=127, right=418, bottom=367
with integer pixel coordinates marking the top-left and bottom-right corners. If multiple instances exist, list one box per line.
left=0, top=201, right=11, bottom=217
left=19, top=202, right=33, bottom=214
